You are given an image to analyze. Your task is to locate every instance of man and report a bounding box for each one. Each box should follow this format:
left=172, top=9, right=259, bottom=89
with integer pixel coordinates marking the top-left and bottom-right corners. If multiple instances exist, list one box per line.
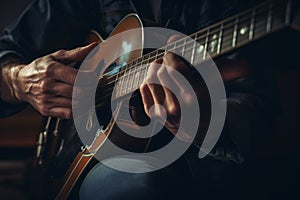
left=0, top=0, right=277, bottom=199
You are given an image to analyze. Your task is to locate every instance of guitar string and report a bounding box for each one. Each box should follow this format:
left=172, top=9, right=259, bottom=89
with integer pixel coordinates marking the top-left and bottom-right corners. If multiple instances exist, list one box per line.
left=95, top=16, right=285, bottom=102
left=93, top=20, right=283, bottom=105
left=100, top=0, right=282, bottom=80
left=92, top=6, right=285, bottom=100
left=101, top=0, right=279, bottom=78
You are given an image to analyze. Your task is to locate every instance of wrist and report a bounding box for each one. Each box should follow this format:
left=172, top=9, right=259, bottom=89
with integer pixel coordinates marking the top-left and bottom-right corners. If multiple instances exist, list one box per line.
left=0, top=57, right=26, bottom=103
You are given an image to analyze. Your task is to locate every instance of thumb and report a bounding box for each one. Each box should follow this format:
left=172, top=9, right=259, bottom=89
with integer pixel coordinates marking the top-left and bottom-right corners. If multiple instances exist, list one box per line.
left=53, top=42, right=98, bottom=63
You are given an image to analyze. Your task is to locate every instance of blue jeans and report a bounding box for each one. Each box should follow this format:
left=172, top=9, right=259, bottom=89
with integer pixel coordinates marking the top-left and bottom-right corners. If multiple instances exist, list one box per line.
left=79, top=146, right=243, bottom=200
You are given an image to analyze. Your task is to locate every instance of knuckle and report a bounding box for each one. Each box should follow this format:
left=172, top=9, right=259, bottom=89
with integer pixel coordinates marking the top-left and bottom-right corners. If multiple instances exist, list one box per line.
left=156, top=109, right=164, bottom=118
left=167, top=35, right=181, bottom=43
left=46, top=61, right=56, bottom=70
left=33, top=58, right=42, bottom=65
left=157, top=67, right=165, bottom=79
left=140, top=84, right=148, bottom=95
left=182, top=91, right=194, bottom=104
left=54, top=49, right=67, bottom=58
left=144, top=77, right=152, bottom=85
left=40, top=80, right=49, bottom=92
left=40, top=106, right=49, bottom=116
left=171, top=62, right=182, bottom=71
left=69, top=73, right=76, bottom=84
left=167, top=103, right=178, bottom=116
left=64, top=110, right=72, bottom=119
left=39, top=95, right=49, bottom=105
left=43, top=62, right=56, bottom=77
left=164, top=52, right=175, bottom=60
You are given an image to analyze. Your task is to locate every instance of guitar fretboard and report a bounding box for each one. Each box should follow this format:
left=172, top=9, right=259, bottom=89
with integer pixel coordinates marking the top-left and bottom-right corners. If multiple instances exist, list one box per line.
left=111, top=0, right=292, bottom=100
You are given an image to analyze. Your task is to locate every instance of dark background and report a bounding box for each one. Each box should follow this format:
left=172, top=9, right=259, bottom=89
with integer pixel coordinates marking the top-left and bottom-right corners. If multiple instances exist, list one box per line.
left=0, top=0, right=300, bottom=199
left=0, top=1, right=41, bottom=199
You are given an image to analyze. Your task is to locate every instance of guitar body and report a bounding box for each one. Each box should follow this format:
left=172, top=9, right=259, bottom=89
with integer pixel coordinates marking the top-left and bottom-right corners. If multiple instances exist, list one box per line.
left=33, top=14, right=155, bottom=200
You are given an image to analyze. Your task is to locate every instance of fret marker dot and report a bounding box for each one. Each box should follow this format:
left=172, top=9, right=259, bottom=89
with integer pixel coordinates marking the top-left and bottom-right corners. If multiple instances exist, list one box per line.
left=197, top=45, right=204, bottom=53
left=240, top=27, right=248, bottom=35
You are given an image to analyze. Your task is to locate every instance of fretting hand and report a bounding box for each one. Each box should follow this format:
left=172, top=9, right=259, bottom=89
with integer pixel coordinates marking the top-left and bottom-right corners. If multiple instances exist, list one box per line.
left=0, top=43, right=97, bottom=118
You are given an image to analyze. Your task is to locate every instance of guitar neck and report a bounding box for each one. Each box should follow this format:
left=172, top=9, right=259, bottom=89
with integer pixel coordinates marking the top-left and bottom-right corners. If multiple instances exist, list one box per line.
left=113, top=0, right=292, bottom=100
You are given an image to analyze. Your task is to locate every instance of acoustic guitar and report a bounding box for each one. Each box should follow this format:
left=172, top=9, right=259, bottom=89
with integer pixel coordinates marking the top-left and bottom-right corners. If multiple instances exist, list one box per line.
left=32, top=0, right=299, bottom=199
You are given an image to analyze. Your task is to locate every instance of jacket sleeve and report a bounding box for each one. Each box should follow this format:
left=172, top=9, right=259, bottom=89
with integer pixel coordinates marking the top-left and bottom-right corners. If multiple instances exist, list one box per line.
left=0, top=0, right=102, bottom=118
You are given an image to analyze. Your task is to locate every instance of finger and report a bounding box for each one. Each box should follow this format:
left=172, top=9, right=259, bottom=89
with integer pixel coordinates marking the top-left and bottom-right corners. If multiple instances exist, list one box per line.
left=166, top=66, right=197, bottom=105
left=26, top=93, right=72, bottom=118
left=167, top=34, right=182, bottom=44
left=50, top=61, right=99, bottom=86
left=48, top=97, right=72, bottom=108
left=147, top=83, right=165, bottom=117
left=52, top=42, right=98, bottom=63
left=51, top=83, right=73, bottom=98
left=27, top=93, right=72, bottom=108
left=33, top=81, right=73, bottom=98
left=144, top=60, right=165, bottom=117
left=50, top=62, right=78, bottom=84
left=163, top=52, right=189, bottom=75
left=140, top=83, right=154, bottom=117
left=48, top=107, right=72, bottom=119
left=156, top=65, right=180, bottom=117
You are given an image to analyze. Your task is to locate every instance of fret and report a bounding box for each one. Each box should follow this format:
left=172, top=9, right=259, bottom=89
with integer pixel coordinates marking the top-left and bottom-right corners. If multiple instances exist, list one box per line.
left=165, top=42, right=175, bottom=55
left=131, top=68, right=138, bottom=92
left=143, top=52, right=154, bottom=84
left=139, top=54, right=148, bottom=86
left=232, top=17, right=239, bottom=47
left=190, top=34, right=197, bottom=65
left=209, top=33, right=218, bottom=54
left=173, top=39, right=183, bottom=56
left=138, top=63, right=146, bottom=87
left=266, top=0, right=273, bottom=32
left=181, top=38, right=187, bottom=57
left=114, top=70, right=121, bottom=99
left=171, top=41, right=177, bottom=55
left=203, top=28, right=210, bottom=60
left=143, top=63, right=149, bottom=83
left=129, top=61, right=136, bottom=92
left=285, top=0, right=292, bottom=25
left=136, top=64, right=142, bottom=90
left=194, top=32, right=205, bottom=60
left=120, top=69, right=126, bottom=96
left=193, top=45, right=205, bottom=66
left=249, top=8, right=256, bottom=40
left=207, top=22, right=225, bottom=55
left=221, top=17, right=235, bottom=53
left=236, top=10, right=253, bottom=48
left=118, top=68, right=126, bottom=97
left=145, top=51, right=154, bottom=65
left=253, top=4, right=269, bottom=39
left=124, top=66, right=131, bottom=95
left=132, top=58, right=141, bottom=91
left=217, top=23, right=223, bottom=54
left=114, top=79, right=121, bottom=99
left=179, top=37, right=192, bottom=64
